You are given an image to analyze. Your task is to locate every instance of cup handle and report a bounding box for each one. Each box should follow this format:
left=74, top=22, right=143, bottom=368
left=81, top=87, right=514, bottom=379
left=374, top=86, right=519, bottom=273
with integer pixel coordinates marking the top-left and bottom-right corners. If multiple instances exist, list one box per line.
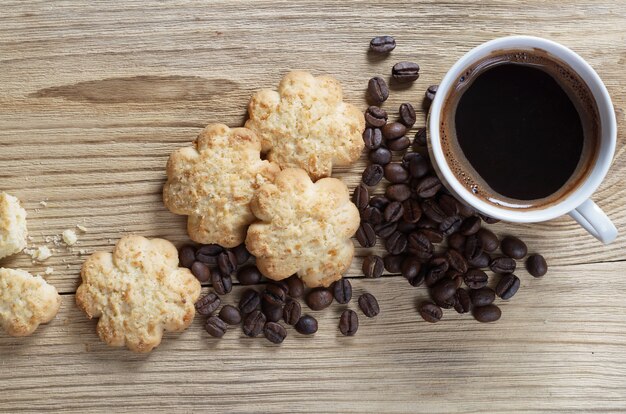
left=568, top=199, right=617, bottom=244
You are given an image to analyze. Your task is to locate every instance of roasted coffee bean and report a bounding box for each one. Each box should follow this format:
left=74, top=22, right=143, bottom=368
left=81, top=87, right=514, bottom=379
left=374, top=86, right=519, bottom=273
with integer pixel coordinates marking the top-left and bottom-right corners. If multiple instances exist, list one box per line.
left=217, top=250, right=237, bottom=275
left=263, top=321, right=287, bottom=344
left=501, top=236, right=528, bottom=259
left=464, top=234, right=483, bottom=260
left=271, top=279, right=290, bottom=296
left=339, top=309, right=359, bottom=336
left=239, top=289, right=261, bottom=314
left=454, top=288, right=472, bottom=314
left=526, top=254, right=548, bottom=277
left=401, top=199, right=422, bottom=223
left=464, top=268, right=488, bottom=289
left=382, top=122, right=407, bottom=140
left=211, top=269, right=232, bottom=295
left=367, top=76, right=389, bottom=105
left=473, top=304, right=501, bottom=322
left=365, top=106, right=388, bottom=127
left=479, top=214, right=500, bottom=224
left=408, top=231, right=433, bottom=255
left=363, top=127, right=383, bottom=150
left=431, top=278, right=457, bottom=304
left=370, top=35, right=396, bottom=53
left=457, top=202, right=476, bottom=218
left=446, top=249, right=468, bottom=273
left=197, top=244, right=223, bottom=257
left=261, top=302, right=283, bottom=323
left=369, top=147, right=392, bottom=165
left=450, top=271, right=464, bottom=289
left=419, top=302, right=443, bottom=322
left=387, top=136, right=411, bottom=151
left=421, top=199, right=446, bottom=223
left=295, top=315, right=318, bottom=335
left=425, top=256, right=449, bottom=287
left=219, top=305, right=242, bottom=325
left=191, top=261, right=211, bottom=283
left=306, top=288, right=333, bottom=311
left=496, top=274, right=520, bottom=300
left=232, top=243, right=251, bottom=265
left=397, top=219, right=418, bottom=233
left=283, top=299, right=302, bottom=325
left=386, top=183, right=412, bottom=202
left=285, top=275, right=304, bottom=298
left=179, top=245, right=196, bottom=269
left=489, top=257, right=517, bottom=274
left=392, top=61, right=420, bottom=83
left=205, top=316, right=227, bottom=338
left=413, top=127, right=427, bottom=147
left=384, top=163, right=409, bottom=183
left=401, top=257, right=421, bottom=280
left=467, top=252, right=491, bottom=268
left=361, top=206, right=383, bottom=225
left=459, top=216, right=481, bottom=236
left=358, top=293, right=380, bottom=317
left=469, top=287, right=495, bottom=307
left=262, top=284, right=286, bottom=307
left=332, top=279, right=352, bottom=304
left=477, top=228, right=499, bottom=252
left=416, top=216, right=439, bottom=229
left=352, top=183, right=369, bottom=211
left=362, top=164, right=384, bottom=186
left=242, top=310, right=266, bottom=337
left=425, top=84, right=438, bottom=101
left=385, top=231, right=408, bottom=255
left=356, top=222, right=377, bottom=248
left=415, top=176, right=442, bottom=199
left=419, top=228, right=443, bottom=243
left=437, top=194, right=459, bottom=217
left=384, top=201, right=404, bottom=223
left=363, top=255, right=384, bottom=278
left=399, top=103, right=416, bottom=127
left=375, top=221, right=398, bottom=238
left=383, top=254, right=405, bottom=273
left=448, top=232, right=466, bottom=251
left=196, top=252, right=218, bottom=265
left=439, top=215, right=462, bottom=236
left=402, top=152, right=419, bottom=169
left=409, top=153, right=429, bottom=178
left=408, top=265, right=428, bottom=287
left=196, top=293, right=221, bottom=316
left=237, top=265, right=263, bottom=285
left=369, top=196, right=390, bottom=210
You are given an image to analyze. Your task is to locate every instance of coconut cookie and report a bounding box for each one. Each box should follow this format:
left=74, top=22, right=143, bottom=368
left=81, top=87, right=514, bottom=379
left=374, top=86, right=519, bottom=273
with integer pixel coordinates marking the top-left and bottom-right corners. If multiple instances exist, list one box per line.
left=246, top=168, right=360, bottom=288
left=163, top=124, right=280, bottom=248
left=76, top=235, right=201, bottom=353
left=0, top=192, right=28, bottom=260
left=0, top=268, right=61, bottom=337
left=245, top=71, right=365, bottom=180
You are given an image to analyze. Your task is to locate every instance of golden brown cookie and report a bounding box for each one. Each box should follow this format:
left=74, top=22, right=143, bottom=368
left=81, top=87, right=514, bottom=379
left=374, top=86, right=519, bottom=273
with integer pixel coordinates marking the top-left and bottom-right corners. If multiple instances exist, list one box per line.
left=76, top=235, right=201, bottom=353
left=163, top=124, right=280, bottom=247
left=246, top=168, right=360, bottom=287
left=0, top=192, right=28, bottom=260
left=246, top=71, right=365, bottom=180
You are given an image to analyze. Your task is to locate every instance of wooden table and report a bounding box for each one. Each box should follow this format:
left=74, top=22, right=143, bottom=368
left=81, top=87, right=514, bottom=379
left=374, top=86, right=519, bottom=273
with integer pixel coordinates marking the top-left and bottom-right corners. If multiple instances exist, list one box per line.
left=1, top=1, right=625, bottom=412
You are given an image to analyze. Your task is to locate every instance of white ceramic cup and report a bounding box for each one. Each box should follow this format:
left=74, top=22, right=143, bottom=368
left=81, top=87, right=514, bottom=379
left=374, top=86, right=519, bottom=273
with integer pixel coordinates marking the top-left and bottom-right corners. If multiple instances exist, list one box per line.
left=428, top=35, right=618, bottom=244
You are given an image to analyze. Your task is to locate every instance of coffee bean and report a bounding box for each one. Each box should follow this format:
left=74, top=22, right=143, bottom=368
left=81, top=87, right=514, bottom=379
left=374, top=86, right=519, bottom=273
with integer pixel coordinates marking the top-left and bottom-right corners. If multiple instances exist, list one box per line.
left=416, top=216, right=439, bottom=229
left=242, top=310, right=266, bottom=337
left=339, top=309, right=359, bottom=336
left=464, top=234, right=483, bottom=261
left=399, top=103, right=416, bottom=127
left=352, top=183, right=369, bottom=211
left=211, top=269, right=233, bottom=295
left=384, top=163, right=409, bottom=183
left=370, top=35, right=396, bottom=53
left=477, top=228, right=499, bottom=252
left=332, top=279, right=352, bottom=304
left=261, top=302, right=283, bottom=323
left=384, top=201, right=404, bottom=223
left=421, top=199, right=446, bottom=223
left=361, top=206, right=383, bottom=225
left=431, top=278, right=456, bottom=304
left=401, top=152, right=419, bottom=169
left=382, top=122, right=407, bottom=140
left=413, top=127, right=427, bottom=147
left=375, top=221, right=398, bottom=238
left=392, top=61, right=420, bottom=83
left=358, top=293, right=380, bottom=317
left=283, top=299, right=302, bottom=325
left=369, top=196, right=389, bottom=211
left=448, top=233, right=466, bottom=251
left=295, top=315, right=318, bottom=335
left=454, top=288, right=472, bottom=314
left=385, top=231, right=408, bottom=255
left=219, top=305, right=242, bottom=325
left=425, top=256, right=449, bottom=287
left=459, top=216, right=481, bottom=236
left=367, top=76, right=389, bottom=105
left=437, top=194, right=459, bottom=217
left=401, top=256, right=421, bottom=280
left=467, top=252, right=491, bottom=268
left=415, top=176, right=442, bottom=199
left=419, top=228, right=443, bottom=243
left=197, top=244, right=223, bottom=257
left=205, top=316, right=227, bottom=338
left=383, top=254, right=405, bottom=273
left=365, top=106, right=388, bottom=127
left=464, top=268, right=488, bottom=289
left=263, top=321, right=287, bottom=344
left=449, top=271, right=465, bottom=289
left=479, top=214, right=500, bottom=224
left=239, top=288, right=261, bottom=314
left=400, top=199, right=421, bottom=223
left=457, top=202, right=476, bottom=218
left=469, top=287, right=495, bottom=307
left=386, top=183, right=412, bottom=202
left=363, top=255, right=384, bottom=278
left=425, top=84, right=438, bottom=101
left=419, top=302, right=443, bottom=322
left=196, top=252, right=218, bottom=265
left=262, top=284, right=286, bottom=307
left=526, top=254, right=548, bottom=277
left=496, top=274, right=520, bottom=300
left=489, top=257, right=516, bottom=274
left=397, top=219, right=418, bottom=233
left=409, top=153, right=429, bottom=178
left=446, top=248, right=468, bottom=273
left=191, top=261, right=211, bottom=283
left=408, top=264, right=428, bottom=287
left=369, top=147, right=392, bottom=165
left=356, top=222, right=377, bottom=248
left=237, top=265, right=263, bottom=285
left=306, top=288, right=333, bottom=311
left=179, top=245, right=196, bottom=268
left=195, top=293, right=221, bottom=316
left=232, top=243, right=251, bottom=265
left=473, top=304, right=501, bottom=323
left=270, top=279, right=290, bottom=296
left=388, top=136, right=411, bottom=151
left=363, top=127, right=383, bottom=150
left=217, top=250, right=237, bottom=275
left=500, top=236, right=528, bottom=259
left=408, top=231, right=433, bottom=256
left=362, top=164, right=384, bottom=186
left=439, top=215, right=462, bottom=236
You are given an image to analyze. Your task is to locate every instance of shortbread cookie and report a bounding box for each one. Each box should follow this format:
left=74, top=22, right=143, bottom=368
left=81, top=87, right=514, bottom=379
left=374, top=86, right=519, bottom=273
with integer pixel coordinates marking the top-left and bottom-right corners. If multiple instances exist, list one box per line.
left=76, top=235, right=201, bottom=353
left=163, top=124, right=280, bottom=247
left=246, top=168, right=360, bottom=287
left=246, top=71, right=365, bottom=180
left=0, top=192, right=28, bottom=260
left=0, top=268, right=61, bottom=337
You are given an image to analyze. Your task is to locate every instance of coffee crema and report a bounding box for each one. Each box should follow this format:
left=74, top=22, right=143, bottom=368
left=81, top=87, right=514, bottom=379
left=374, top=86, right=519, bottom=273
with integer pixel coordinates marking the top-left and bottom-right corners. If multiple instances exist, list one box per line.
left=440, top=49, right=600, bottom=209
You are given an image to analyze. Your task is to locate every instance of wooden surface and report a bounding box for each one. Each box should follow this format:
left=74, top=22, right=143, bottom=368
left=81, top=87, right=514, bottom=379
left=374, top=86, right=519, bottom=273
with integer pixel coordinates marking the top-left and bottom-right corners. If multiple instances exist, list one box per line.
left=1, top=1, right=625, bottom=412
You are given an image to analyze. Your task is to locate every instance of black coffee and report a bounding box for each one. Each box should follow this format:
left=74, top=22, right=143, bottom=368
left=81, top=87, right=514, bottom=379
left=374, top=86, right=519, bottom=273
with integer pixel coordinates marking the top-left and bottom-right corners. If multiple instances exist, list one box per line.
left=441, top=50, right=599, bottom=208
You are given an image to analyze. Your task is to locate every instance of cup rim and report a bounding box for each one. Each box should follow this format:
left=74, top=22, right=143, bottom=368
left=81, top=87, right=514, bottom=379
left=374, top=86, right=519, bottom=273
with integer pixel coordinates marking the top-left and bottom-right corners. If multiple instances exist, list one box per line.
left=428, top=35, right=617, bottom=223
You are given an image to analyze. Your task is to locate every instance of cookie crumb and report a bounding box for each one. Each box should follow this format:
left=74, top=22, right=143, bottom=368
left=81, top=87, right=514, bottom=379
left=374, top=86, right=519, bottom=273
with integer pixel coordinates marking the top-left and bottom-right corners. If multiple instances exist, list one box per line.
left=39, top=201, right=48, bottom=207
left=44, top=267, right=54, bottom=275
left=30, top=246, right=52, bottom=262
left=62, top=229, right=78, bottom=246
left=76, top=224, right=88, bottom=233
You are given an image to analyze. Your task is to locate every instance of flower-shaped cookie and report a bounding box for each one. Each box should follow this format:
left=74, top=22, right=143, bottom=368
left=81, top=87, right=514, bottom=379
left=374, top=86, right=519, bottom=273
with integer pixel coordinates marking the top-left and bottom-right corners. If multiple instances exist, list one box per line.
left=245, top=71, right=365, bottom=180
left=0, top=192, right=28, bottom=260
left=0, top=268, right=61, bottom=337
left=163, top=124, right=280, bottom=247
left=76, top=235, right=201, bottom=353
left=246, top=168, right=360, bottom=288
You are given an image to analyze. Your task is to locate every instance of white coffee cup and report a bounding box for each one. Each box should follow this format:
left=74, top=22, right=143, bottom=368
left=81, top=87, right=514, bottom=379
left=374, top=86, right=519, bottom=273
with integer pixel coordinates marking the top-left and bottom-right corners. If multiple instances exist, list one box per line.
left=428, top=35, right=618, bottom=244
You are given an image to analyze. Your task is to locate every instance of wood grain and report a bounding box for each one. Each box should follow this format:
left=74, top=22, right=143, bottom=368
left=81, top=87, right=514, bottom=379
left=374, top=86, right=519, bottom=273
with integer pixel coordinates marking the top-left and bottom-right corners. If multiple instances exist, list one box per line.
left=1, top=0, right=625, bottom=412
